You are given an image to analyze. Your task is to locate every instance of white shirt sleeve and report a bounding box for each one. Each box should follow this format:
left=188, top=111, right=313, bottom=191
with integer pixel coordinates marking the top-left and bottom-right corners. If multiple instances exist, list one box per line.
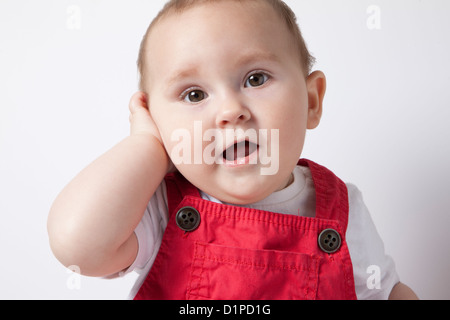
left=346, top=183, right=400, bottom=300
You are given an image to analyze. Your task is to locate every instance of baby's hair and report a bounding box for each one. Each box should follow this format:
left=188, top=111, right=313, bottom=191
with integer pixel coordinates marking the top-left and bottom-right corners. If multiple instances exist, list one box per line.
left=137, top=0, right=316, bottom=92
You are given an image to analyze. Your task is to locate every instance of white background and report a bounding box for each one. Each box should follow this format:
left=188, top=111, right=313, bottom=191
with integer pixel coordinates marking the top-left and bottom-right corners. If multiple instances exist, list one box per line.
left=1, top=0, right=449, bottom=299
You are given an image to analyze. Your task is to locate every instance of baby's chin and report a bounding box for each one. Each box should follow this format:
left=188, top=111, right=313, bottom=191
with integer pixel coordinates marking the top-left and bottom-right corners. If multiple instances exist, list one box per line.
left=197, top=178, right=271, bottom=205
left=205, top=175, right=292, bottom=206
left=213, top=192, right=268, bottom=206
left=176, top=160, right=295, bottom=205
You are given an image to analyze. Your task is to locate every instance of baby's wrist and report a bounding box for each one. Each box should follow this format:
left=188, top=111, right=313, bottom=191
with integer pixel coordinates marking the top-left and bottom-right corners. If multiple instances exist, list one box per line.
left=127, top=133, right=170, bottom=170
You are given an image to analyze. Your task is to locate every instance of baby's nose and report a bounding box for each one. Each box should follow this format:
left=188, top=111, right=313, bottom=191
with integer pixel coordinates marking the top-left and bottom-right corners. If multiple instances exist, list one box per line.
left=215, top=98, right=251, bottom=127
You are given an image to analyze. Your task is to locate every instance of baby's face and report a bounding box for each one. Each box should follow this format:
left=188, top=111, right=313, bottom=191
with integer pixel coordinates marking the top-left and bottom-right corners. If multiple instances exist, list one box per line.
left=144, top=1, right=320, bottom=204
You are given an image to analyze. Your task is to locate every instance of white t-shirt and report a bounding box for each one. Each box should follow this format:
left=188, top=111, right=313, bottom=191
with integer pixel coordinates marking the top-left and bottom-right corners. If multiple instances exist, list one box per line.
left=124, top=165, right=399, bottom=300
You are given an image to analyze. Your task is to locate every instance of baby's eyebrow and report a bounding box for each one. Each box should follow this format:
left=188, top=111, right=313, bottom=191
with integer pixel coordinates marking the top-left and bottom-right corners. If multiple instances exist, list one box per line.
left=164, top=51, right=280, bottom=88
left=235, top=51, right=281, bottom=69
left=165, top=66, right=200, bottom=89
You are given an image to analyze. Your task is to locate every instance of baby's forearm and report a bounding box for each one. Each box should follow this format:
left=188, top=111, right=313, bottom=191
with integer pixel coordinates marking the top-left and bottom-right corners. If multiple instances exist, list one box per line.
left=48, top=134, right=169, bottom=276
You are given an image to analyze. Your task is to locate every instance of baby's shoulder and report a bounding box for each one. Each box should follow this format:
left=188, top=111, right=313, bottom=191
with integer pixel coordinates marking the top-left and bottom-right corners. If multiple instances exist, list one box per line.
left=345, top=183, right=363, bottom=200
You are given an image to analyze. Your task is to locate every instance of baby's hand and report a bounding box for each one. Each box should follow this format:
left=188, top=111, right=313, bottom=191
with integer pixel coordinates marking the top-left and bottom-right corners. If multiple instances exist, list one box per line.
left=128, top=92, right=176, bottom=173
left=128, top=91, right=163, bottom=142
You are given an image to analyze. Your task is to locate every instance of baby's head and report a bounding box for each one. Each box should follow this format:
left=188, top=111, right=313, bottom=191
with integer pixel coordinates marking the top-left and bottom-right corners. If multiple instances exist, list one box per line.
left=138, top=0, right=316, bottom=91
left=137, top=0, right=326, bottom=204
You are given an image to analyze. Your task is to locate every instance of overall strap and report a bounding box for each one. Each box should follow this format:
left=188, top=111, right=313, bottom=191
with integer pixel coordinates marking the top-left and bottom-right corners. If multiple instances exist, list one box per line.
left=298, top=159, right=349, bottom=231
left=164, top=172, right=201, bottom=216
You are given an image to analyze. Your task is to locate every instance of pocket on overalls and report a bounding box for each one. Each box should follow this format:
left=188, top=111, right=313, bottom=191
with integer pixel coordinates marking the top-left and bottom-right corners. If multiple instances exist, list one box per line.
left=186, top=242, right=321, bottom=300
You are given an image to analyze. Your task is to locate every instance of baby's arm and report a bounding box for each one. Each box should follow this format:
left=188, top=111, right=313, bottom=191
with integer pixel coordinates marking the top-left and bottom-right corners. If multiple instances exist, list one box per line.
left=389, top=282, right=419, bottom=300
left=47, top=92, right=171, bottom=277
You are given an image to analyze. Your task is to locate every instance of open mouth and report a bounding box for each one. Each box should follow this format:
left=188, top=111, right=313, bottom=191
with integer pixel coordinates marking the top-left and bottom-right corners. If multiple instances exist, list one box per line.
left=222, top=140, right=259, bottom=162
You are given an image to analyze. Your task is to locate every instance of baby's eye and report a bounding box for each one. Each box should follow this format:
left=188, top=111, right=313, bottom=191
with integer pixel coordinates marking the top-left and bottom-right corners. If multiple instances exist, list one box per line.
left=245, top=73, right=269, bottom=88
left=182, top=89, right=207, bottom=103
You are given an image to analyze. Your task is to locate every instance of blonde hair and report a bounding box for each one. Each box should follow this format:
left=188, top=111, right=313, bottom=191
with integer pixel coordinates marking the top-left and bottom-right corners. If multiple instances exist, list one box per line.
left=137, top=0, right=315, bottom=91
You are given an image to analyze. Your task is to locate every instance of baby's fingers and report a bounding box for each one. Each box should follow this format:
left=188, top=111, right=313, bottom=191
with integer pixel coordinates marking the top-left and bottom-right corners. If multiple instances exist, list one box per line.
left=128, top=91, right=149, bottom=115
left=128, top=91, right=162, bottom=140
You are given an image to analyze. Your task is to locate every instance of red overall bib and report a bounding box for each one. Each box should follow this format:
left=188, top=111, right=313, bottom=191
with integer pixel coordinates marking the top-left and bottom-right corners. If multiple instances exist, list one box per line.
left=134, top=159, right=357, bottom=300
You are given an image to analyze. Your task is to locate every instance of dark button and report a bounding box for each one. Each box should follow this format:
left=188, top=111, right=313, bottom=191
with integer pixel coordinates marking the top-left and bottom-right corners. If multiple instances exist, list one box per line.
left=318, top=229, right=341, bottom=253
left=176, top=206, right=201, bottom=232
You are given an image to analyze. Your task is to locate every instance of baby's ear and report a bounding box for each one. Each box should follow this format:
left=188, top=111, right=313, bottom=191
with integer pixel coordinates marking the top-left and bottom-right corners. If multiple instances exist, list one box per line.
left=306, top=71, right=326, bottom=129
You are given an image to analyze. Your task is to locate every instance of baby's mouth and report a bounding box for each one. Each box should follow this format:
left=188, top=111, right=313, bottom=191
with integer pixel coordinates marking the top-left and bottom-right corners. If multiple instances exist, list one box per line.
left=222, top=140, right=259, bottom=162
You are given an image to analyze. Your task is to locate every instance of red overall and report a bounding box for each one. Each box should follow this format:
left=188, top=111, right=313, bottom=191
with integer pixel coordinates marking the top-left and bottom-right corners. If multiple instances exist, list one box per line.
left=134, top=159, right=357, bottom=300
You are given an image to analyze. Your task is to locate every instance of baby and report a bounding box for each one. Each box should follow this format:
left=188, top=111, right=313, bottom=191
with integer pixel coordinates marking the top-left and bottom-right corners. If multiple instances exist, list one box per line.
left=48, top=0, right=418, bottom=300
